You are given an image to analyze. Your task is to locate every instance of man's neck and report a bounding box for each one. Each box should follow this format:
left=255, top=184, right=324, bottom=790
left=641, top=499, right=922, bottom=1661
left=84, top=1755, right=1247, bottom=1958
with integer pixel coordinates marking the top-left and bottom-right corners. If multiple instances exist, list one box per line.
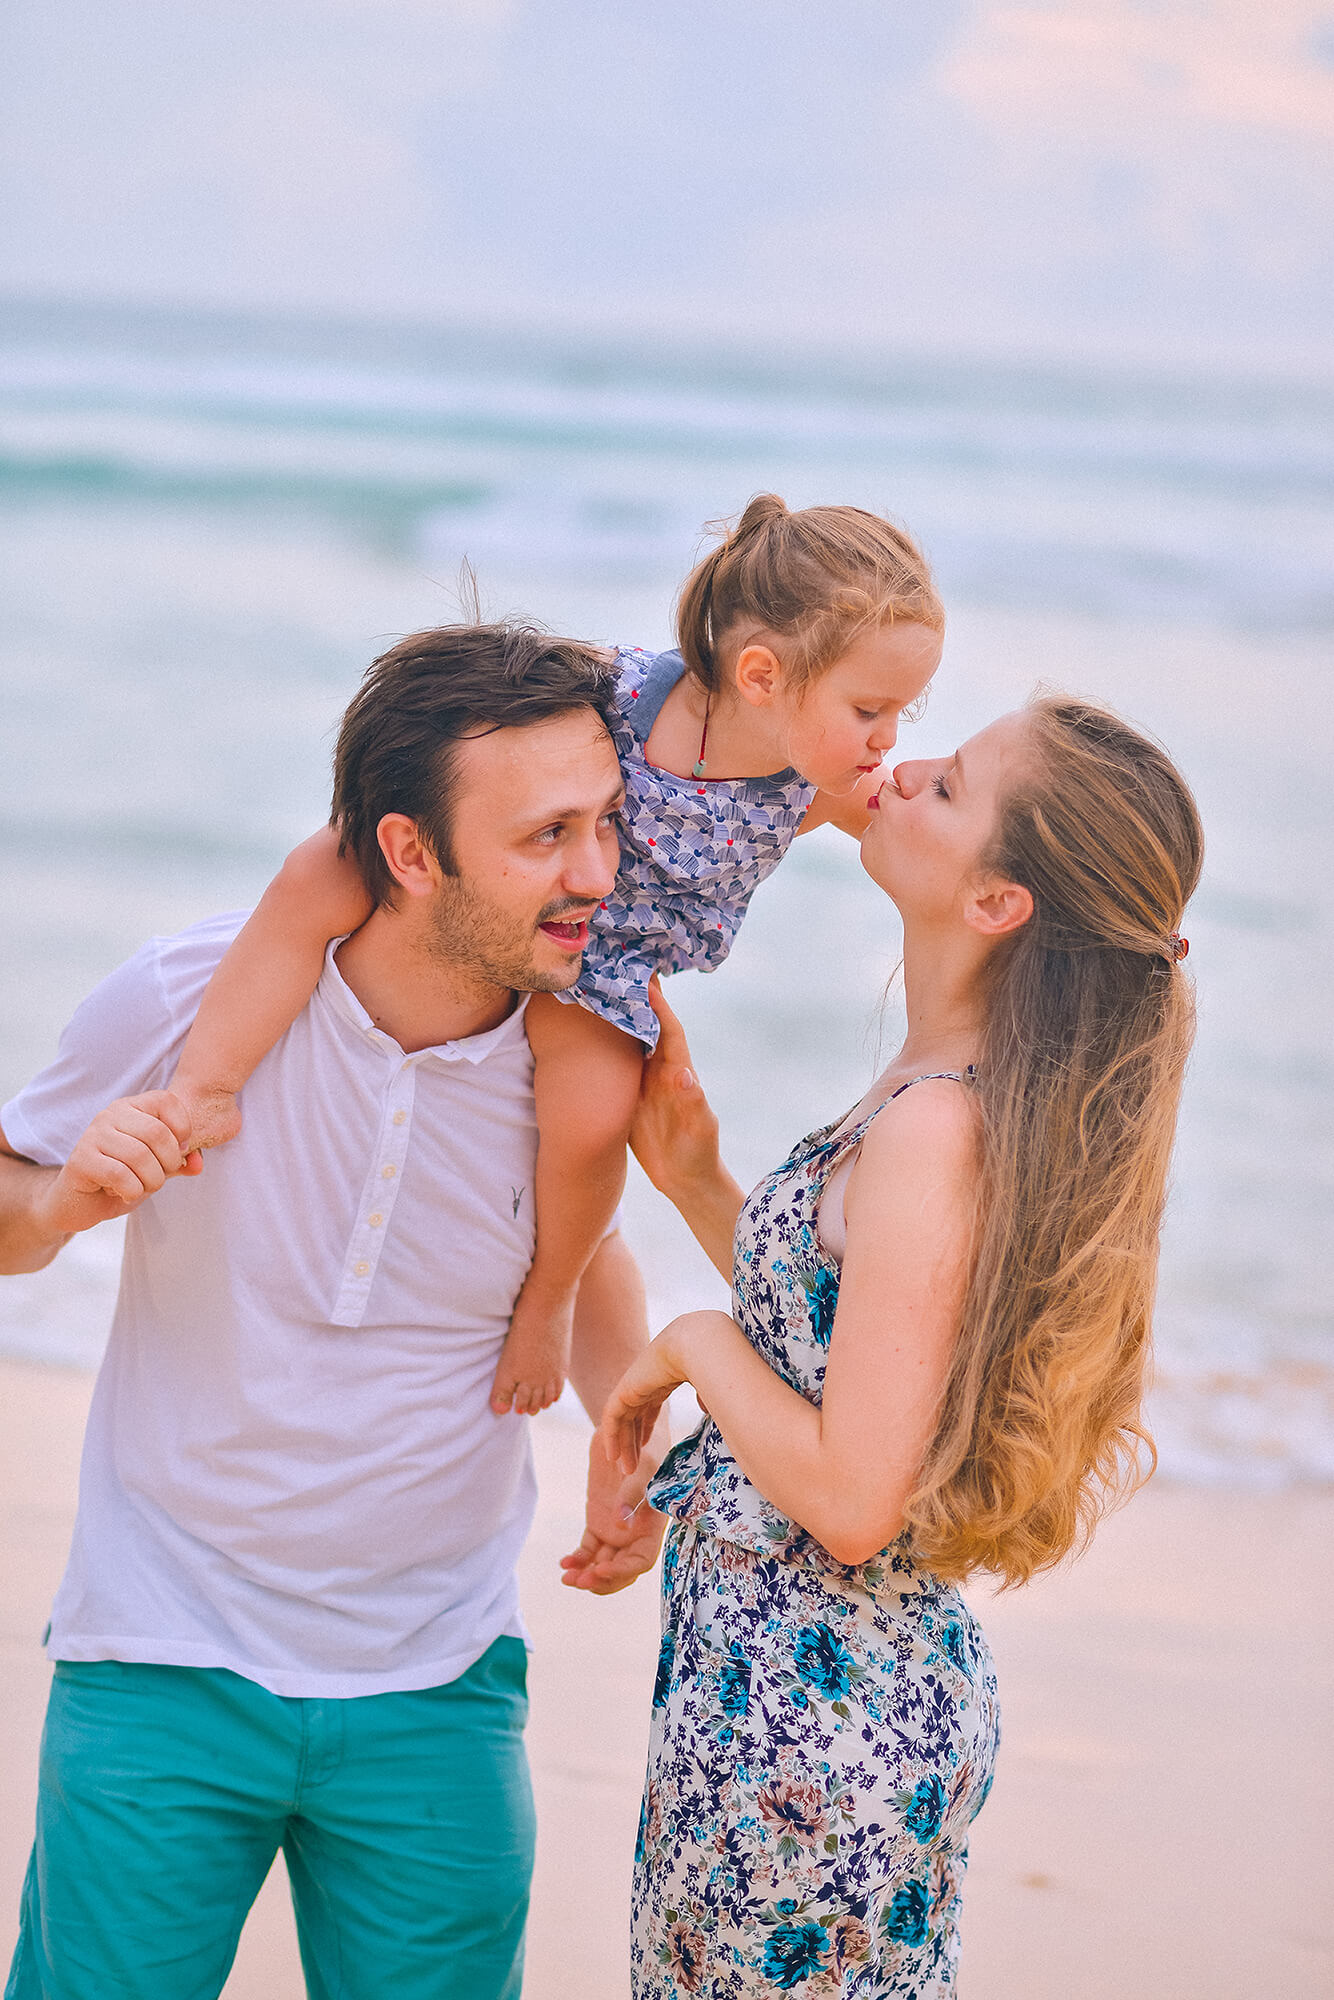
left=334, top=905, right=518, bottom=1054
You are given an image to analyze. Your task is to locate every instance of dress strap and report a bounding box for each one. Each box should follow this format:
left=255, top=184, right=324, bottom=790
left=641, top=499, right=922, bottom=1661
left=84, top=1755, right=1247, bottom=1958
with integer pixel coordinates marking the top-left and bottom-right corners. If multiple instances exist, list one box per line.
left=624, top=648, right=687, bottom=746
left=887, top=1065, right=977, bottom=1100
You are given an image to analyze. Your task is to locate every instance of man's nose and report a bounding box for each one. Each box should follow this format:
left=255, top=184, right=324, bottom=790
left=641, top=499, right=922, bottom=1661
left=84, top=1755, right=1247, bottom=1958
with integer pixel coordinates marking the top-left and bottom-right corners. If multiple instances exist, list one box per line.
left=564, top=827, right=619, bottom=900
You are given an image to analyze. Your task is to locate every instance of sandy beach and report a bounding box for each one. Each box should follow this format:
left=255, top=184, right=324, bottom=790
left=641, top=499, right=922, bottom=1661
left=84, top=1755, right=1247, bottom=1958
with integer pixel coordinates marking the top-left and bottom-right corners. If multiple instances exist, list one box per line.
left=1, top=1356, right=1330, bottom=1998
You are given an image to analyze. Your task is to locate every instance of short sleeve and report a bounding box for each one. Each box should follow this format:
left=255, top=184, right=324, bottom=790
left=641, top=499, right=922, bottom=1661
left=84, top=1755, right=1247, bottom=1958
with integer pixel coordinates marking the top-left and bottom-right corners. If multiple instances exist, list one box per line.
left=0, top=911, right=249, bottom=1169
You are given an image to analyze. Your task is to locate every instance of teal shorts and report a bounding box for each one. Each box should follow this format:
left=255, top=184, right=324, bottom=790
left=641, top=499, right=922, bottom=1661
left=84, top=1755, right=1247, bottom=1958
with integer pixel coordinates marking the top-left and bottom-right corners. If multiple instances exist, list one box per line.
left=5, top=1639, right=534, bottom=2000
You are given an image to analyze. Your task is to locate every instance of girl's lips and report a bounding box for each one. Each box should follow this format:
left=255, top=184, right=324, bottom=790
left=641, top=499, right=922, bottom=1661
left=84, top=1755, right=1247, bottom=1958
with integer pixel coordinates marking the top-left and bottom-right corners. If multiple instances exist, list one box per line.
left=539, top=918, right=589, bottom=950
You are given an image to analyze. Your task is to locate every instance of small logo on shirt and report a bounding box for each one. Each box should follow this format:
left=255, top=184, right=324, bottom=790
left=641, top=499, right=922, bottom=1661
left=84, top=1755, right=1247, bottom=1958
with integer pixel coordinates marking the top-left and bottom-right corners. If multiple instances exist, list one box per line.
left=510, top=1186, right=525, bottom=1219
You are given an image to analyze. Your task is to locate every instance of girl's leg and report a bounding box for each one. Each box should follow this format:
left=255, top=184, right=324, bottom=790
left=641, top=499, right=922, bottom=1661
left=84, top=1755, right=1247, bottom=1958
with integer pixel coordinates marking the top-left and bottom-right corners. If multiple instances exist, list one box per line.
left=490, top=995, right=645, bottom=1415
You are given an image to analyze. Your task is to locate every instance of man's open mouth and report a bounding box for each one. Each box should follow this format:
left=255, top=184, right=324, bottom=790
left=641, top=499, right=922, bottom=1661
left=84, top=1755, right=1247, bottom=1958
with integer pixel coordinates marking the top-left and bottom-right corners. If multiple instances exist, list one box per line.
left=538, top=917, right=590, bottom=950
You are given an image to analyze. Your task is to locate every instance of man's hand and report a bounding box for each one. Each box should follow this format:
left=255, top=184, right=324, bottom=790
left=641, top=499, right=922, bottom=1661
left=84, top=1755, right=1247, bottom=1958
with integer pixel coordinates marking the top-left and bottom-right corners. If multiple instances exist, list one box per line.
left=42, top=1092, right=201, bottom=1238
left=559, top=1432, right=666, bottom=1595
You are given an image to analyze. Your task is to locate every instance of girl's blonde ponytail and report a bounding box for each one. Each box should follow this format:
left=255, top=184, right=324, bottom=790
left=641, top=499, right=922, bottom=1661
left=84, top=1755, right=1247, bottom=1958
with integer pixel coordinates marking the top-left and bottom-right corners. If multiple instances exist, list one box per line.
left=674, top=494, right=942, bottom=691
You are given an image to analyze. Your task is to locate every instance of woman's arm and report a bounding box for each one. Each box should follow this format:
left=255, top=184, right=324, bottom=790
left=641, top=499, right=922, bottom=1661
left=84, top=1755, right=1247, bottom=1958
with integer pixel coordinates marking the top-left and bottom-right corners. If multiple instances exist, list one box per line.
left=170, top=827, right=373, bottom=1149
left=628, top=984, right=744, bottom=1282
left=602, top=1081, right=978, bottom=1566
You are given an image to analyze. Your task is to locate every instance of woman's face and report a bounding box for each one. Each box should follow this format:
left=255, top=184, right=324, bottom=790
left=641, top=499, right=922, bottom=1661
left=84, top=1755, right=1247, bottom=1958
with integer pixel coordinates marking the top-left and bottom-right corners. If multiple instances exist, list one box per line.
left=859, top=709, right=1033, bottom=926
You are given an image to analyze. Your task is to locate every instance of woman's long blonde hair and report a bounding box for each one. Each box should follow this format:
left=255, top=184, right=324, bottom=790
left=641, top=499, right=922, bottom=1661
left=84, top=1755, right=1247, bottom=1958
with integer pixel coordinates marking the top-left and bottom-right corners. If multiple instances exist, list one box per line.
left=905, top=697, right=1204, bottom=1588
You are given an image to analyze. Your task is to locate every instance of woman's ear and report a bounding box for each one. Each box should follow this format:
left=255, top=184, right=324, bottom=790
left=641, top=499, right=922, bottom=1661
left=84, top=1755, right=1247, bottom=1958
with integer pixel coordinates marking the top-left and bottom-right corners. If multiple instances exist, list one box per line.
left=964, top=877, right=1034, bottom=938
left=376, top=813, right=442, bottom=899
left=733, top=642, right=783, bottom=708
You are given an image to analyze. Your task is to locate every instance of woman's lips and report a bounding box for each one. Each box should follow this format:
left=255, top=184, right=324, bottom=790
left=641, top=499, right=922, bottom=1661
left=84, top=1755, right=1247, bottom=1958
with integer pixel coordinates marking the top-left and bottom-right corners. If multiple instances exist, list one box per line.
left=539, top=918, right=590, bottom=950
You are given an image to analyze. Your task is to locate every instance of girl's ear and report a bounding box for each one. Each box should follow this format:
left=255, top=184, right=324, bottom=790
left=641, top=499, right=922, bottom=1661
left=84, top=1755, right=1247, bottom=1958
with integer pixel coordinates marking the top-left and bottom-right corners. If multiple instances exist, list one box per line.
left=376, top=813, right=442, bottom=899
left=964, top=877, right=1034, bottom=938
left=733, top=642, right=784, bottom=707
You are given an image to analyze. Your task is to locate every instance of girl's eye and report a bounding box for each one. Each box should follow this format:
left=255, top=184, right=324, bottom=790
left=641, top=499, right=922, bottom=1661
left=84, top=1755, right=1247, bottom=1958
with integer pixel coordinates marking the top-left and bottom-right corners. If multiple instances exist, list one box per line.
left=931, top=773, right=951, bottom=800
left=855, top=707, right=881, bottom=723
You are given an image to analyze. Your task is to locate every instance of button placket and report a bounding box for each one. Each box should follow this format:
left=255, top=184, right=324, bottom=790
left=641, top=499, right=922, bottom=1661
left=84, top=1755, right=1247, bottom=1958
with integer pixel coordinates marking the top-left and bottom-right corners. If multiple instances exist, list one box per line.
left=330, top=1056, right=421, bottom=1327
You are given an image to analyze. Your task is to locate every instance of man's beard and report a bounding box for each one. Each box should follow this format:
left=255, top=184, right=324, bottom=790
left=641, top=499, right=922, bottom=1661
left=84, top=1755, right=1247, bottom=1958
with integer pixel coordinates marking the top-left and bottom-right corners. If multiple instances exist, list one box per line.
left=421, top=872, right=584, bottom=995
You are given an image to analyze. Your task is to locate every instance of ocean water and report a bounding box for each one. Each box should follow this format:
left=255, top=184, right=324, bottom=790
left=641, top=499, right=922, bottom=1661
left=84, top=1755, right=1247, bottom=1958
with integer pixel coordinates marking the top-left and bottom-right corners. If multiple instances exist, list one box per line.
left=0, top=297, right=1329, bottom=1487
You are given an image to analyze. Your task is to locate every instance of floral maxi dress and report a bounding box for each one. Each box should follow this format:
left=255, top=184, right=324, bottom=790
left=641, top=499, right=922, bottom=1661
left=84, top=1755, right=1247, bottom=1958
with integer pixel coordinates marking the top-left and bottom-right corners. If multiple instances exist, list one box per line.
left=636, top=1100, right=1001, bottom=1998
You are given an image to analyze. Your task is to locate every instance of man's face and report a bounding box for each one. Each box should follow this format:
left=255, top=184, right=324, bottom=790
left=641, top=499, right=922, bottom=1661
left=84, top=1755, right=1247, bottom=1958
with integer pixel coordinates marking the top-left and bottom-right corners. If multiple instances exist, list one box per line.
left=421, top=708, right=624, bottom=993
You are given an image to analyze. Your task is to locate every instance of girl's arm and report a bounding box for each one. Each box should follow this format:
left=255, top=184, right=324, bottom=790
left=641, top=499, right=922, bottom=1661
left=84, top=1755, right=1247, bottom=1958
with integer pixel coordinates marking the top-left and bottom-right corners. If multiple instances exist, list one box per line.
left=798, top=769, right=884, bottom=840
left=170, top=827, right=373, bottom=1149
left=628, top=983, right=744, bottom=1282
left=602, top=1080, right=978, bottom=1566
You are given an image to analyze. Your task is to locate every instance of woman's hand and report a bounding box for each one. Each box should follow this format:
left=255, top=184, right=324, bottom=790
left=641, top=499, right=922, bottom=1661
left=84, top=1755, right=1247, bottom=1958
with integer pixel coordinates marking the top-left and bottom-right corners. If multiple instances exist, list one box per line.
left=629, top=982, right=721, bottom=1199
left=597, top=1315, right=702, bottom=1478
left=631, top=986, right=745, bottom=1282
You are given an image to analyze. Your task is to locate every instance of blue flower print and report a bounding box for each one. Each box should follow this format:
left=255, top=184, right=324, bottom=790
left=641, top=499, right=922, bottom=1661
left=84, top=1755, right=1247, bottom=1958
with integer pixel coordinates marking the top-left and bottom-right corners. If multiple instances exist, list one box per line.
left=882, top=1877, right=930, bottom=1949
left=653, top=1629, right=675, bottom=1709
left=717, top=1640, right=751, bottom=1719
left=799, top=1264, right=840, bottom=1349
left=903, top=1773, right=947, bottom=1846
left=792, top=1622, right=856, bottom=1701
left=761, top=1921, right=829, bottom=1987
left=940, top=1618, right=970, bottom=1674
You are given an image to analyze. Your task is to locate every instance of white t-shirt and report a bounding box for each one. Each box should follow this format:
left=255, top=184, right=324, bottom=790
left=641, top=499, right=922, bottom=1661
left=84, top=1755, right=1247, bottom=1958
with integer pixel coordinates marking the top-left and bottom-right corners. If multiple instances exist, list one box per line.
left=1, top=913, right=543, bottom=1698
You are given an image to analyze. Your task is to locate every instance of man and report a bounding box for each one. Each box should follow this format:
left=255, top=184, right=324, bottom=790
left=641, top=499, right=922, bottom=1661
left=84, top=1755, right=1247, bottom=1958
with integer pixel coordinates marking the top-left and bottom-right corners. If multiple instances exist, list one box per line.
left=0, top=623, right=667, bottom=2000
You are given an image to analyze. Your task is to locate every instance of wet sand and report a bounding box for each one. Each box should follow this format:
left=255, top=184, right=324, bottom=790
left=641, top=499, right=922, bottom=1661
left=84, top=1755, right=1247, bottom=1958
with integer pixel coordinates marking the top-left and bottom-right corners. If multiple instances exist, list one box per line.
left=1, top=1357, right=1330, bottom=1997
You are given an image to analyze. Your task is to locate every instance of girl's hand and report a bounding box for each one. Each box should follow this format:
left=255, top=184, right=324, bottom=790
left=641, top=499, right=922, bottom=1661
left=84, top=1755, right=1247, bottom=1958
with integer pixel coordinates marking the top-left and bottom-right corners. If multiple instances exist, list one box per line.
left=629, top=982, right=721, bottom=1199
left=598, top=1318, right=696, bottom=1478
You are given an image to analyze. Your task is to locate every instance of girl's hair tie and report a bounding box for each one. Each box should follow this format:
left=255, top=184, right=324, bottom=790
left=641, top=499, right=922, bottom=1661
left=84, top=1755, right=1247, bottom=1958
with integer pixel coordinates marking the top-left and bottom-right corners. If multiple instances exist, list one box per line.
left=1168, top=932, right=1189, bottom=962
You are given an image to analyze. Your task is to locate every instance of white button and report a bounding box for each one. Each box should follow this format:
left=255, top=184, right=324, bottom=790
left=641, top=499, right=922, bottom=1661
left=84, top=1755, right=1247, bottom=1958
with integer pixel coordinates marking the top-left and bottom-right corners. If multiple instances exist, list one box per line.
left=381, top=1164, right=396, bottom=1180
left=368, top=1213, right=383, bottom=1228
left=393, top=1110, right=407, bottom=1126
left=354, top=1260, right=369, bottom=1277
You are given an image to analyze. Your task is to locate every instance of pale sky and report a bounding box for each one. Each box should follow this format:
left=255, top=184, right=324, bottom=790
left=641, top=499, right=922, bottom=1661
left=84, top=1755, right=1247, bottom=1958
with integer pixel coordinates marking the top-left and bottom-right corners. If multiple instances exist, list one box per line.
left=2, top=0, right=1331, bottom=365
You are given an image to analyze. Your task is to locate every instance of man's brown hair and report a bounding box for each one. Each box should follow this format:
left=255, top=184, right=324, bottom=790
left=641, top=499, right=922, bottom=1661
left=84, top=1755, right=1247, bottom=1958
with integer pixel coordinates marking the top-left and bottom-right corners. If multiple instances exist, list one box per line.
left=331, top=622, right=618, bottom=906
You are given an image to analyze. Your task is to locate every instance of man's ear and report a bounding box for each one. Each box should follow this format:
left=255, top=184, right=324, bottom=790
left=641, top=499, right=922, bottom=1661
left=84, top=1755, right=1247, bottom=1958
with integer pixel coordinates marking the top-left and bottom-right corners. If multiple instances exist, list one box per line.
left=733, top=642, right=783, bottom=708
left=376, top=814, right=441, bottom=899
left=964, top=877, right=1034, bottom=938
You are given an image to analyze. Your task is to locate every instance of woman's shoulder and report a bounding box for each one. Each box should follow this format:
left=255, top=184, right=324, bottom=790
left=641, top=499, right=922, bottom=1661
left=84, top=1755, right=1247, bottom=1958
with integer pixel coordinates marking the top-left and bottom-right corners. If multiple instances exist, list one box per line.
left=854, top=1076, right=982, bottom=1192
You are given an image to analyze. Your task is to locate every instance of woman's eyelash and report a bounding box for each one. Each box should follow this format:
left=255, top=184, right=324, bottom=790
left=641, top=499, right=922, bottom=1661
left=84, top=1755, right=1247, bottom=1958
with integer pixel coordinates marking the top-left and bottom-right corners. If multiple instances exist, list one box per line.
left=932, top=773, right=951, bottom=799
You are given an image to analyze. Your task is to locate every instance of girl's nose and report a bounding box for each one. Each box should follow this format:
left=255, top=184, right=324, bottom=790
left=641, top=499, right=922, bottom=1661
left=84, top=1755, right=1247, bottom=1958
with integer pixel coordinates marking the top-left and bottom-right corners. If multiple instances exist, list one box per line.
left=868, top=719, right=899, bottom=754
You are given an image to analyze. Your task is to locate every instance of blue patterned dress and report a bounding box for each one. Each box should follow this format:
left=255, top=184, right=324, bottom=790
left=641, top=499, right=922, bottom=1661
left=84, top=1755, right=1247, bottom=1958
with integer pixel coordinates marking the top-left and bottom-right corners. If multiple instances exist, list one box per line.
left=635, top=1094, right=1001, bottom=1998
left=554, top=648, right=817, bottom=1050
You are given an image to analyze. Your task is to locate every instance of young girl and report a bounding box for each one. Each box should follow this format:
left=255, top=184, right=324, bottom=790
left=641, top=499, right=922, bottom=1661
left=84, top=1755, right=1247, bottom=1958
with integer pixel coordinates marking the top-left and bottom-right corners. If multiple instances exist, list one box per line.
left=169, top=495, right=945, bottom=1415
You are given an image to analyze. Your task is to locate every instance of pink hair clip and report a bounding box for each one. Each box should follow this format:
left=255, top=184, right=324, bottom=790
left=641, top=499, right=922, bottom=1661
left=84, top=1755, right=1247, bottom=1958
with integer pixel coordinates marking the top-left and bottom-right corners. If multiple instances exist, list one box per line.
left=1169, top=932, right=1189, bottom=961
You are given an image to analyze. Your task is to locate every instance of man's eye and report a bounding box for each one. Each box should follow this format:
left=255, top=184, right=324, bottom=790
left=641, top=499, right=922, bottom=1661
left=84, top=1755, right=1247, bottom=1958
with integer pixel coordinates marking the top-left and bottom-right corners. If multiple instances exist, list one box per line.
left=599, top=810, right=622, bottom=829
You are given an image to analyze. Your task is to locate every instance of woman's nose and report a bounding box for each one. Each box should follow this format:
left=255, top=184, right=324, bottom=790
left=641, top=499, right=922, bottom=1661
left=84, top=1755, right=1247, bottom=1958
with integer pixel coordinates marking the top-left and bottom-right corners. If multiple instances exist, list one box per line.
left=892, top=759, right=928, bottom=797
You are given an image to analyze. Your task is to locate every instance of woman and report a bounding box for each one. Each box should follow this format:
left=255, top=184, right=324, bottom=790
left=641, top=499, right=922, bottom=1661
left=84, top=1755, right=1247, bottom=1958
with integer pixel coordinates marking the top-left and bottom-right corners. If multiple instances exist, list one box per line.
left=597, top=695, right=1202, bottom=1997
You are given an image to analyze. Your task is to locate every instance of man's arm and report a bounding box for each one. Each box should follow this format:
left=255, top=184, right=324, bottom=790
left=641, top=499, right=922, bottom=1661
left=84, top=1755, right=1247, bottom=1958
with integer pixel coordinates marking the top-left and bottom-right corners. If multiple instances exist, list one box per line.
left=560, top=1227, right=671, bottom=1596
left=0, top=1095, right=199, bottom=1276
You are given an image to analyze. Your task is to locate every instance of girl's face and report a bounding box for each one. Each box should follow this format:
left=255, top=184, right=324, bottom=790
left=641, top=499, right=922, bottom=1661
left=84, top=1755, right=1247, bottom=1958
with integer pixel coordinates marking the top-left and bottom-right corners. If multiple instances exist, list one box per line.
left=859, top=709, right=1033, bottom=927
left=778, top=622, right=942, bottom=794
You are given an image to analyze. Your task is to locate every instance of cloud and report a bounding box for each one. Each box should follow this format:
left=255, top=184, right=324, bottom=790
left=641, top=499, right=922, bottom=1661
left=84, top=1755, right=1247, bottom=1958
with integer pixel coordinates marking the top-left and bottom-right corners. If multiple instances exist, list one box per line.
left=0, top=0, right=1329, bottom=363
left=944, top=1, right=1334, bottom=142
